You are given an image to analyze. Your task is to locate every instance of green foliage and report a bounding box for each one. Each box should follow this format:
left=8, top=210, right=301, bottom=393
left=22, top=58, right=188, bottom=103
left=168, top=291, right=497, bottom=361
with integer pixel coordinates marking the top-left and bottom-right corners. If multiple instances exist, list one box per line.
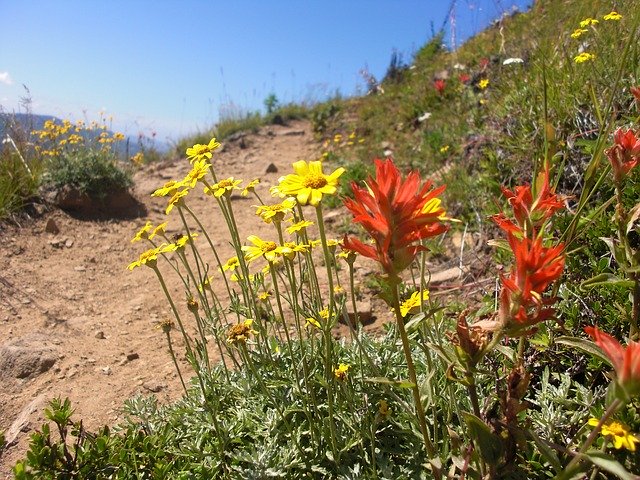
left=0, top=148, right=42, bottom=217
left=44, top=149, right=132, bottom=199
left=264, top=93, right=279, bottom=114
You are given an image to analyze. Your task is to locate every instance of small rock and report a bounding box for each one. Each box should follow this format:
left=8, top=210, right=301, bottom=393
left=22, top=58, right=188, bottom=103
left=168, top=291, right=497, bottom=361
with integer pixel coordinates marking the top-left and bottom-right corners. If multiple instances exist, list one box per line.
left=44, top=218, right=59, bottom=234
left=94, top=330, right=106, bottom=339
left=5, top=395, right=47, bottom=447
left=48, top=238, right=65, bottom=249
left=143, top=381, right=165, bottom=393
left=100, top=366, right=112, bottom=375
left=126, top=352, right=139, bottom=362
left=74, top=266, right=86, bottom=272
left=65, top=239, right=74, bottom=248
left=65, top=367, right=78, bottom=378
left=265, top=163, right=278, bottom=173
left=281, top=129, right=305, bottom=136
left=0, top=339, right=58, bottom=379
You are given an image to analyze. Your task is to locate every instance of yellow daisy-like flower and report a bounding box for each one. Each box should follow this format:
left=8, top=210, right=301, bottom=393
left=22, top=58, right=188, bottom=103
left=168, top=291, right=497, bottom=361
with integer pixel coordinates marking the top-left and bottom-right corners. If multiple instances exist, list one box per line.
left=269, top=184, right=286, bottom=198
left=255, top=197, right=297, bottom=224
left=127, top=245, right=165, bottom=270
left=230, top=272, right=255, bottom=283
left=337, top=249, right=357, bottom=264
left=204, top=177, right=242, bottom=198
left=148, top=222, right=168, bottom=240
left=182, top=159, right=211, bottom=189
left=588, top=418, right=639, bottom=451
left=574, top=52, right=596, bottom=64
left=305, top=308, right=334, bottom=329
left=334, top=363, right=350, bottom=381
left=186, top=138, right=220, bottom=163
left=220, top=256, right=240, bottom=272
left=164, top=233, right=198, bottom=252
left=261, top=258, right=284, bottom=275
left=131, top=221, right=153, bottom=243
left=242, top=178, right=260, bottom=196
left=286, top=219, right=314, bottom=235
left=478, top=78, right=489, bottom=89
left=399, top=290, right=430, bottom=317
left=579, top=17, right=599, bottom=28
left=152, top=180, right=183, bottom=197
left=570, top=28, right=588, bottom=39
left=165, top=189, right=189, bottom=214
left=439, top=145, right=450, bottom=154
left=258, top=291, right=271, bottom=301
left=242, top=235, right=282, bottom=263
left=603, top=11, right=622, bottom=21
left=277, top=160, right=345, bottom=206
left=280, top=241, right=309, bottom=260
left=227, top=319, right=258, bottom=345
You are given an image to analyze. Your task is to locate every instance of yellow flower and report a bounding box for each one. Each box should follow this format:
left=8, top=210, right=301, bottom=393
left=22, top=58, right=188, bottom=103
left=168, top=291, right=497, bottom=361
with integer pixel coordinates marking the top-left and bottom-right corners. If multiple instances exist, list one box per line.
left=186, top=138, right=220, bottom=163
left=165, top=189, right=189, bottom=214
left=269, top=184, right=286, bottom=198
left=204, top=177, right=242, bottom=198
left=603, top=11, right=622, bottom=21
left=570, top=28, right=588, bottom=39
left=130, top=152, right=144, bottom=166
left=378, top=400, right=391, bottom=417
left=334, top=363, right=350, bottom=381
left=337, top=249, right=357, bottom=264
left=478, top=78, right=489, bottom=89
left=286, top=219, right=314, bottom=234
left=227, top=319, right=258, bottom=344
left=305, top=308, right=333, bottom=329
left=113, top=132, right=125, bottom=141
left=127, top=245, right=165, bottom=270
left=242, top=178, right=260, bottom=196
left=131, top=221, right=153, bottom=243
left=152, top=180, right=183, bottom=197
left=242, top=235, right=282, bottom=263
left=182, top=159, right=211, bottom=188
left=579, top=17, right=599, bottom=28
left=220, top=256, right=240, bottom=272
left=164, top=233, right=198, bottom=251
left=439, top=145, right=450, bottom=154
left=258, top=291, right=271, bottom=301
left=277, top=160, right=345, bottom=206
left=198, top=276, right=214, bottom=293
left=148, top=222, right=168, bottom=240
left=588, top=418, right=639, bottom=451
left=574, top=52, right=596, bottom=63
left=255, top=197, right=297, bottom=223
left=399, top=290, right=430, bottom=317
left=280, top=241, right=309, bottom=259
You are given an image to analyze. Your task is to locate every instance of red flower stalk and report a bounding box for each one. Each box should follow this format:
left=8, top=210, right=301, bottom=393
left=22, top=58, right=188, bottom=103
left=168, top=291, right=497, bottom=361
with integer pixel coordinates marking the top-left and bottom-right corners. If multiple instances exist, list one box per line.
left=494, top=166, right=564, bottom=234
left=585, top=326, right=640, bottom=399
left=459, top=73, right=471, bottom=84
left=433, top=79, right=446, bottom=95
left=631, top=86, right=640, bottom=103
left=605, top=128, right=640, bottom=183
left=343, top=158, right=448, bottom=279
left=498, top=233, right=565, bottom=331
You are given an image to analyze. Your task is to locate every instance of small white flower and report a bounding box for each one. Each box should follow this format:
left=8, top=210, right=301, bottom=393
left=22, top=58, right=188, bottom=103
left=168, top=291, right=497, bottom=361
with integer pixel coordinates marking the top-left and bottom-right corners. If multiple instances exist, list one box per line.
left=417, top=112, right=432, bottom=122
left=502, top=57, right=524, bottom=65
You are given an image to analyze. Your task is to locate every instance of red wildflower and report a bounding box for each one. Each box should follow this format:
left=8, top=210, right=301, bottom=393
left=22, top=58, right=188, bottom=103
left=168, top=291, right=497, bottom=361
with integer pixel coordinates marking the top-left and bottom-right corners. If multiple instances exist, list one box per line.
left=459, top=73, right=471, bottom=84
left=631, top=86, right=640, bottom=103
left=433, top=79, right=446, bottom=95
left=495, top=166, right=564, bottom=233
left=343, top=158, right=448, bottom=278
left=479, top=57, right=490, bottom=70
left=605, top=128, right=640, bottom=183
left=585, top=326, right=640, bottom=399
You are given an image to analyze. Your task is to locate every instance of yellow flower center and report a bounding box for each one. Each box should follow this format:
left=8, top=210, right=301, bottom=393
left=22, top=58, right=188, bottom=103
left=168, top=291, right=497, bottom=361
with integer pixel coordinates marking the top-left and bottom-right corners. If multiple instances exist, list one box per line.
left=261, top=241, right=277, bottom=253
left=218, top=179, right=234, bottom=188
left=303, top=174, right=328, bottom=189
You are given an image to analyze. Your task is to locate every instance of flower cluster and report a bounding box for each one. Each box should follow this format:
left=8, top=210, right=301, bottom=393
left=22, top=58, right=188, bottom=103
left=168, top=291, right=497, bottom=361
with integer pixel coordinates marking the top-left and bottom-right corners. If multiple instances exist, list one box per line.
left=343, top=158, right=448, bottom=279
left=605, top=128, right=640, bottom=184
left=493, top=167, right=565, bottom=334
left=571, top=12, right=622, bottom=63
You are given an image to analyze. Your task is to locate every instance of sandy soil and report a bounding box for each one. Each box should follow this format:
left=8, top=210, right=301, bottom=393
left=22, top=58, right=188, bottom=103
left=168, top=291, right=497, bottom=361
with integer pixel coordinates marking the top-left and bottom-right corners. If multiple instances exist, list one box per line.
left=0, top=119, right=488, bottom=477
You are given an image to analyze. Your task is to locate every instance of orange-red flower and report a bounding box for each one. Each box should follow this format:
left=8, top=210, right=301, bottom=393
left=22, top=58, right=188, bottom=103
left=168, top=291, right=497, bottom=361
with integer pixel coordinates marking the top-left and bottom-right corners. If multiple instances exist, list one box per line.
left=343, top=158, right=448, bottom=277
left=585, top=326, right=640, bottom=399
left=433, top=79, right=446, bottom=95
left=494, top=166, right=564, bottom=233
left=605, top=128, right=640, bottom=183
left=631, top=86, right=640, bottom=103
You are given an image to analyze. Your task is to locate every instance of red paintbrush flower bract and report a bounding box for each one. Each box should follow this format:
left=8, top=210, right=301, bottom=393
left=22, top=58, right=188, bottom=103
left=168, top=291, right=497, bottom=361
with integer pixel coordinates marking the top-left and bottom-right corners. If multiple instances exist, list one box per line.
left=343, top=158, right=448, bottom=278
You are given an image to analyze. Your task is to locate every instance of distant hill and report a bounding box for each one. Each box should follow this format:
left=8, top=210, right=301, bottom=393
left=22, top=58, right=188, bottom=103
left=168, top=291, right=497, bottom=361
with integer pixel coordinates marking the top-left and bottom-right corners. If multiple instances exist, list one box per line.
left=0, top=112, right=142, bottom=158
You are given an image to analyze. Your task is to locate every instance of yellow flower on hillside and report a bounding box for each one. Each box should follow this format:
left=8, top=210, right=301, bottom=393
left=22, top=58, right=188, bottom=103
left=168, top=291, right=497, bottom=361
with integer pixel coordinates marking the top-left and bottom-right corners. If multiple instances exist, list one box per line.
left=603, top=11, right=622, bottom=21
left=131, top=221, right=153, bottom=243
left=439, top=145, right=450, bottom=154
left=186, top=138, right=220, bottom=163
left=334, top=363, right=350, bottom=381
left=579, top=17, right=599, bottom=27
left=127, top=245, right=165, bottom=270
left=258, top=291, right=271, bottom=301
left=152, top=180, right=183, bottom=197
left=148, top=222, right=168, bottom=240
left=164, top=233, right=198, bottom=252
left=280, top=241, right=309, bottom=259
left=574, top=52, right=595, bottom=63
left=204, top=177, right=242, bottom=198
left=255, top=197, right=297, bottom=223
left=165, top=189, right=189, bottom=214
left=241, top=178, right=260, bottom=196
left=478, top=78, right=489, bottom=89
left=570, top=28, right=588, bottom=39
left=399, top=290, right=430, bottom=317
left=588, top=418, right=639, bottom=451
left=182, top=159, right=211, bottom=188
left=286, top=219, right=314, bottom=234
left=113, top=132, right=125, bottom=141
left=305, top=308, right=334, bottom=329
left=227, top=319, right=258, bottom=345
left=242, top=235, right=282, bottom=263
left=277, top=160, right=345, bottom=206
left=220, top=256, right=240, bottom=273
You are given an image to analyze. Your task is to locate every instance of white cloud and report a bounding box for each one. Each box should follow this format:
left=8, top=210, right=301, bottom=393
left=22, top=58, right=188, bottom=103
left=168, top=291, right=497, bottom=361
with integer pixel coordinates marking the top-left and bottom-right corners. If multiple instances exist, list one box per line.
left=0, top=72, right=13, bottom=86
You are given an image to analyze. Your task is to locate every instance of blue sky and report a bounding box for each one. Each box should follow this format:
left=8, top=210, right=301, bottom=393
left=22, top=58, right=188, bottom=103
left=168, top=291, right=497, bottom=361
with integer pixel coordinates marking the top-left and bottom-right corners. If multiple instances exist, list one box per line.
left=0, top=1, right=530, bottom=143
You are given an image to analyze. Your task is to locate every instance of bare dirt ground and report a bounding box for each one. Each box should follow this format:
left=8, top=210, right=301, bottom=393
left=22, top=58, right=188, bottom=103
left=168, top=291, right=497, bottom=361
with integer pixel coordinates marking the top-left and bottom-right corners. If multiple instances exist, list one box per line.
left=0, top=119, right=489, bottom=477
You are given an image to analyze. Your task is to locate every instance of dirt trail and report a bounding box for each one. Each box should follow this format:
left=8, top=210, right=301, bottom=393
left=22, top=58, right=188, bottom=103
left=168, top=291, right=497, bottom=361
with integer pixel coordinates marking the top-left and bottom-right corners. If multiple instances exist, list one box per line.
left=0, top=119, right=485, bottom=477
